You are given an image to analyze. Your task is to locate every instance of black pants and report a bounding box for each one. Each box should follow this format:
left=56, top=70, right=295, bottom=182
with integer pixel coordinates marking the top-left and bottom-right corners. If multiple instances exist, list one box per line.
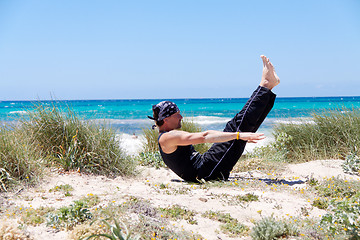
left=196, top=86, right=276, bottom=180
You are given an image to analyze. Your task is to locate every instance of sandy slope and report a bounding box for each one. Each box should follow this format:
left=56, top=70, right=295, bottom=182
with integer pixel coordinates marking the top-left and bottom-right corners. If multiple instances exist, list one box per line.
left=1, top=157, right=359, bottom=240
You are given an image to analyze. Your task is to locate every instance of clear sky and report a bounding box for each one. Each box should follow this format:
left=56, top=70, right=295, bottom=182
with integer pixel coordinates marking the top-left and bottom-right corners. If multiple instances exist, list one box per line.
left=0, top=0, right=359, bottom=100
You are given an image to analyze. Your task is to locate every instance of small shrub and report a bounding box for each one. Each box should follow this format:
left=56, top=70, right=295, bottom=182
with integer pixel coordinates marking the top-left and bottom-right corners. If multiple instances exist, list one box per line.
left=343, top=153, right=360, bottom=176
left=159, top=205, right=197, bottom=224
left=126, top=196, right=158, bottom=219
left=19, top=206, right=54, bottom=226
left=46, top=200, right=92, bottom=229
left=251, top=215, right=298, bottom=240
left=221, top=220, right=248, bottom=237
left=313, top=177, right=358, bottom=199
left=202, top=210, right=249, bottom=237
left=136, top=151, right=165, bottom=169
left=236, top=193, right=259, bottom=202
left=321, top=198, right=360, bottom=239
left=312, top=198, right=329, bottom=210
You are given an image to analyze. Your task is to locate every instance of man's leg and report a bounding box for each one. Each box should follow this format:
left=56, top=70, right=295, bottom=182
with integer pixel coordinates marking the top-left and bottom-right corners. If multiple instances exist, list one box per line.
left=197, top=56, right=279, bottom=180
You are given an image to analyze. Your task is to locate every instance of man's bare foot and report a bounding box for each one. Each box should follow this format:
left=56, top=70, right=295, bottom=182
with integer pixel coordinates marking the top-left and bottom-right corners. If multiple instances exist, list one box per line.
left=259, top=55, right=280, bottom=90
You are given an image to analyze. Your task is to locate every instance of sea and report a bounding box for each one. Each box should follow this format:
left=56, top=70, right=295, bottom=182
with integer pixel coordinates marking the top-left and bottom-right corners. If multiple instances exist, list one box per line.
left=1, top=96, right=360, bottom=137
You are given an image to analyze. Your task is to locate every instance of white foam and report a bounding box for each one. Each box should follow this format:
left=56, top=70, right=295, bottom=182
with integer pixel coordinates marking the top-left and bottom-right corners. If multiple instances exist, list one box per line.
left=183, top=116, right=230, bottom=125
left=90, top=118, right=150, bottom=125
left=273, top=118, right=315, bottom=125
left=9, top=110, right=27, bottom=115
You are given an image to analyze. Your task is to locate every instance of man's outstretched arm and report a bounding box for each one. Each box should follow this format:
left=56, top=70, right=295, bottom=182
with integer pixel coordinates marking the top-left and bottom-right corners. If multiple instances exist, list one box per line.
left=159, top=130, right=265, bottom=154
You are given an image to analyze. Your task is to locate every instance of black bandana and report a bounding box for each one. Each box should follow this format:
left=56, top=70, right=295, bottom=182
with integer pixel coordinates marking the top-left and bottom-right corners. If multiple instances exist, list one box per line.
left=148, top=101, right=179, bottom=121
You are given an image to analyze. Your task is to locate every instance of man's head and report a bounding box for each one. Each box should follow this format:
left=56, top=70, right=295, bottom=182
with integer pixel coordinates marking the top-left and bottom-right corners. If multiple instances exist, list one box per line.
left=148, top=101, right=182, bottom=129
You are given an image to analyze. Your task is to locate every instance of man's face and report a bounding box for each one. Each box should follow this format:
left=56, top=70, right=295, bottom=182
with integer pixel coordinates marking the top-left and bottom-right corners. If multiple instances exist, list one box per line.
left=165, top=111, right=183, bottom=129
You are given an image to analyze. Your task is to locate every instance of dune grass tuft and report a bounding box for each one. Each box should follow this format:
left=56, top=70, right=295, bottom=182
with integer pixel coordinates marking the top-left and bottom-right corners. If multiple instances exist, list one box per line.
left=245, top=108, right=360, bottom=165
left=0, top=126, right=45, bottom=191
left=0, top=102, right=137, bottom=191
left=21, top=102, right=136, bottom=177
left=272, top=108, right=360, bottom=161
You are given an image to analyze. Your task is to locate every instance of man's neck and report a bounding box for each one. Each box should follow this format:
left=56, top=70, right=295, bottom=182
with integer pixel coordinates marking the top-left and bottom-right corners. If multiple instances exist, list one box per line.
left=159, top=125, right=175, bottom=133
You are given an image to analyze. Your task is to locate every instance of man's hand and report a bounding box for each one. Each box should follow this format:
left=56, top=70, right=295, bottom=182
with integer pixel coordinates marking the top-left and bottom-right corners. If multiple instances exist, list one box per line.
left=239, top=132, right=265, bottom=143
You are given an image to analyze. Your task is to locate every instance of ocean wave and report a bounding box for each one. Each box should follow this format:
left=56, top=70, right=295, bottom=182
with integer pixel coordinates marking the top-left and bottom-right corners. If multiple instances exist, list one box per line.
left=88, top=118, right=150, bottom=125
left=184, top=116, right=231, bottom=125
left=9, top=111, right=27, bottom=115
left=273, top=118, right=315, bottom=125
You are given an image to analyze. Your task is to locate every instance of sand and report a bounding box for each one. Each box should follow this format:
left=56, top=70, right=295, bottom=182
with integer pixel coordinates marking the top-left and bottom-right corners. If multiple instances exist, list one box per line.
left=0, top=136, right=359, bottom=240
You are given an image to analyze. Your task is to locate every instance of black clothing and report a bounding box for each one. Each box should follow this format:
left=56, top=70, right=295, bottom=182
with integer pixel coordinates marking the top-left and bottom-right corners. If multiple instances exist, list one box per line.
left=158, top=132, right=201, bottom=182
left=158, top=86, right=276, bottom=182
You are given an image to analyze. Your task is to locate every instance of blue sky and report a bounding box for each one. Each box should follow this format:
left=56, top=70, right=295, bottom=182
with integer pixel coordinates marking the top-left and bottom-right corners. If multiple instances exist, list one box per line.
left=0, top=0, right=359, bottom=100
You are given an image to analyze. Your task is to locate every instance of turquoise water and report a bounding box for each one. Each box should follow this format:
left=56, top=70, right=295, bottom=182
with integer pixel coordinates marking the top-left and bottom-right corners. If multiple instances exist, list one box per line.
left=1, top=96, right=360, bottom=134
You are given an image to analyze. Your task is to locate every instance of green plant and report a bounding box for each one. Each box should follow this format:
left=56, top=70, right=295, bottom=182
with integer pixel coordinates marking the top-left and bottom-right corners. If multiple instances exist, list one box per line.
left=202, top=210, right=249, bottom=237
left=80, top=194, right=101, bottom=208
left=312, top=198, right=329, bottom=210
left=321, top=198, right=360, bottom=239
left=221, top=219, right=249, bottom=237
left=82, top=218, right=139, bottom=240
left=46, top=200, right=92, bottom=229
left=19, top=206, right=54, bottom=226
left=159, top=205, right=197, bottom=224
left=135, top=151, right=165, bottom=169
left=0, top=126, right=45, bottom=191
left=272, top=108, right=360, bottom=161
left=141, top=128, right=159, bottom=153
left=343, top=152, right=360, bottom=176
left=49, top=184, right=74, bottom=196
left=236, top=193, right=259, bottom=202
left=251, top=215, right=298, bottom=240
left=313, top=177, right=358, bottom=199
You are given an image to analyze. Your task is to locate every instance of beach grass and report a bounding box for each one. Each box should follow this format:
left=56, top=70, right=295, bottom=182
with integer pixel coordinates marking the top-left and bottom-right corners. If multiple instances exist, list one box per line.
left=272, top=108, right=360, bottom=161
left=244, top=108, right=360, bottom=164
left=0, top=125, right=45, bottom=191
left=0, top=102, right=136, bottom=192
left=21, top=102, right=136, bottom=177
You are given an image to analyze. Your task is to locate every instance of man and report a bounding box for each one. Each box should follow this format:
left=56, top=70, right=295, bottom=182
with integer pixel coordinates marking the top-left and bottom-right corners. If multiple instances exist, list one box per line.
left=148, top=55, right=280, bottom=182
